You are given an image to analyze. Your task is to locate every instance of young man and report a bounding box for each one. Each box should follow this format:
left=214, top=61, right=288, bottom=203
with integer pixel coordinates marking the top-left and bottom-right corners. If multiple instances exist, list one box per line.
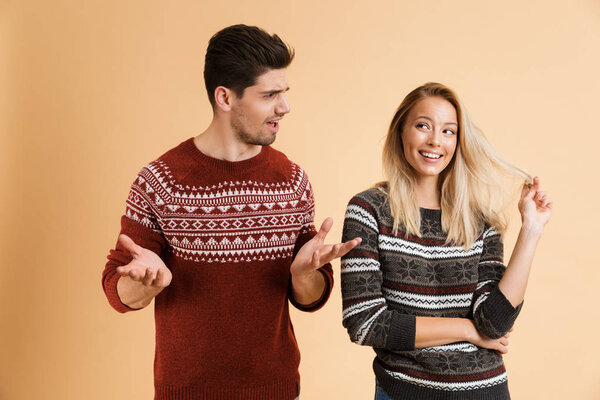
left=102, top=24, right=360, bottom=400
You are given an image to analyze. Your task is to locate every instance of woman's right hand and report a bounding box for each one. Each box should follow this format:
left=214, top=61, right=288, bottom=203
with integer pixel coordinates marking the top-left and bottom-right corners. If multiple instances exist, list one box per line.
left=466, top=320, right=511, bottom=354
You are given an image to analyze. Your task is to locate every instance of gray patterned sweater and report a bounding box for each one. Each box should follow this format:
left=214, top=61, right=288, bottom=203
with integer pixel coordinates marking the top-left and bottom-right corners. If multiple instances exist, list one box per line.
left=341, top=187, right=522, bottom=400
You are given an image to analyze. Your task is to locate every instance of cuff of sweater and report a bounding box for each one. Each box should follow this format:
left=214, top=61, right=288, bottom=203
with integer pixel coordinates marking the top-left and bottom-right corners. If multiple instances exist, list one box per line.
left=386, top=312, right=416, bottom=351
left=289, top=267, right=333, bottom=312
left=485, top=286, right=523, bottom=331
left=103, top=271, right=139, bottom=313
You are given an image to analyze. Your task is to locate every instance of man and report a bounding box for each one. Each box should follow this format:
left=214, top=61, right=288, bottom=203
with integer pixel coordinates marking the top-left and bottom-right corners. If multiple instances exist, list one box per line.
left=102, top=24, right=360, bottom=400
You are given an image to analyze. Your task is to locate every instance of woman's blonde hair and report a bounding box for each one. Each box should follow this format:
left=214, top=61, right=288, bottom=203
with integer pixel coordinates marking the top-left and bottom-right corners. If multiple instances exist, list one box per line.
left=380, top=82, right=529, bottom=248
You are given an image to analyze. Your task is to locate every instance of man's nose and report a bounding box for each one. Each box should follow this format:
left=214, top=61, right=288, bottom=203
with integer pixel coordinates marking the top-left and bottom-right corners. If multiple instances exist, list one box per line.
left=275, top=94, right=291, bottom=115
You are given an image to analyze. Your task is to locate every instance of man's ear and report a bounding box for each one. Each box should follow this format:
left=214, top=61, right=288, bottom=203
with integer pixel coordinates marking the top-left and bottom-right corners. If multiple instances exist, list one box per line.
left=214, top=86, right=233, bottom=112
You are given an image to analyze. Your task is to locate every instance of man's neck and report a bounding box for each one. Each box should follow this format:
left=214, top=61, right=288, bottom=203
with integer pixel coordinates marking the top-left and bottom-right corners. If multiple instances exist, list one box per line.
left=194, top=119, right=261, bottom=162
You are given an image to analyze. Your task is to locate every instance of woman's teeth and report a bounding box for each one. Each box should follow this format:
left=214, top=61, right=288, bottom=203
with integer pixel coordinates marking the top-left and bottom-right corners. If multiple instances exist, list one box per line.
left=420, top=151, right=441, bottom=159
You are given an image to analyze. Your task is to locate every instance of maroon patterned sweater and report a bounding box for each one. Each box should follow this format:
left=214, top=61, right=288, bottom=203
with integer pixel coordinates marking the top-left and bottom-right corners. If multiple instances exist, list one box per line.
left=102, top=138, right=333, bottom=400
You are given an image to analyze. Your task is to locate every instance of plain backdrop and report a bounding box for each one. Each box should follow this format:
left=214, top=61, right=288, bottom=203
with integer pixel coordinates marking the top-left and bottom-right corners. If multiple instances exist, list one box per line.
left=2, top=0, right=600, bottom=399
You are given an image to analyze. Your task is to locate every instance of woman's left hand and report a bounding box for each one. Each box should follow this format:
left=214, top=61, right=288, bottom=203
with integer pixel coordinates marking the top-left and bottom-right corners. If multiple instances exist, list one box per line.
left=518, top=176, right=553, bottom=229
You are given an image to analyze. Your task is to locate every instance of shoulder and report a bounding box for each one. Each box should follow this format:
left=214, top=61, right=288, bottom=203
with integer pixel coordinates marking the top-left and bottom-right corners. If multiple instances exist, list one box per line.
left=139, top=138, right=198, bottom=179
left=347, top=186, right=388, bottom=210
left=263, top=147, right=314, bottom=193
left=266, top=146, right=304, bottom=175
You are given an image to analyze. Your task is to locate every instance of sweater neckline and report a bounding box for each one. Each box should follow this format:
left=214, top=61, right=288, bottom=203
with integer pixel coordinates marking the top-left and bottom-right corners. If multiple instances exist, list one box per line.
left=183, top=138, right=270, bottom=173
left=420, top=207, right=441, bottom=220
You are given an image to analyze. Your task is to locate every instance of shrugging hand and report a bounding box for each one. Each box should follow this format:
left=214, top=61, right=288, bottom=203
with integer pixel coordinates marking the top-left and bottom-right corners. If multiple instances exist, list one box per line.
left=290, top=217, right=362, bottom=278
left=519, top=176, right=553, bottom=229
left=116, top=234, right=172, bottom=289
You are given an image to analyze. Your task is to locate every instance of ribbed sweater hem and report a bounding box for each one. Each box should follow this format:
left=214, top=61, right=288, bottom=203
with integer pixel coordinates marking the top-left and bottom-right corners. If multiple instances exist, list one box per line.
left=155, top=379, right=299, bottom=400
left=374, top=360, right=510, bottom=400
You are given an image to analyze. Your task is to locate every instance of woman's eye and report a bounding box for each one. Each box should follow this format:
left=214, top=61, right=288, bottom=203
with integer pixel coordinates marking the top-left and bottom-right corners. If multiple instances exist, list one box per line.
left=443, top=129, right=456, bottom=135
left=416, top=123, right=429, bottom=129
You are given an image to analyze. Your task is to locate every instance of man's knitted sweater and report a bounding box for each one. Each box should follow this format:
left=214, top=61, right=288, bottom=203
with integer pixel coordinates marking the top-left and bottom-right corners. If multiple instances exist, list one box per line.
left=102, top=138, right=333, bottom=400
left=341, top=187, right=522, bottom=400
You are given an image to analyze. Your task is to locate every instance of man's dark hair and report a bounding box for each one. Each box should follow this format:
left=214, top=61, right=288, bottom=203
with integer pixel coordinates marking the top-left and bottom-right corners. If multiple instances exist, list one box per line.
left=204, top=24, right=294, bottom=107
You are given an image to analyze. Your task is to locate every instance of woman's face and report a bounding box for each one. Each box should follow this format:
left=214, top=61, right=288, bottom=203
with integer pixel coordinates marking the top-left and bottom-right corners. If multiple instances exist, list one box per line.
left=401, top=96, right=458, bottom=182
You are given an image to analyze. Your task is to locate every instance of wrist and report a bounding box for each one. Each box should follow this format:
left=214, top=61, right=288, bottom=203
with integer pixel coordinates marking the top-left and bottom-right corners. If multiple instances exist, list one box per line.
left=462, top=319, right=477, bottom=343
left=291, top=269, right=321, bottom=287
left=520, top=220, right=544, bottom=237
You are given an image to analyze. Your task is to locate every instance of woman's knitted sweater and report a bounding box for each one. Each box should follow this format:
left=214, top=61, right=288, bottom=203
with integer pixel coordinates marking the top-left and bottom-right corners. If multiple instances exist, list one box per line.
left=341, top=187, right=522, bottom=400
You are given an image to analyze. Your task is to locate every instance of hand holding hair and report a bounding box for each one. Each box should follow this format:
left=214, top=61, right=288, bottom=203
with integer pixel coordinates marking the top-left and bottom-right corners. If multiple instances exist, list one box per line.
left=519, top=176, right=553, bottom=230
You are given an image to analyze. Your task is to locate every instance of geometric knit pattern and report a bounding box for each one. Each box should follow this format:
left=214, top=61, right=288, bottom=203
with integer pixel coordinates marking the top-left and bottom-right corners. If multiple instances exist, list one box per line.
left=103, top=138, right=333, bottom=400
left=127, top=158, right=314, bottom=264
left=341, top=187, right=522, bottom=400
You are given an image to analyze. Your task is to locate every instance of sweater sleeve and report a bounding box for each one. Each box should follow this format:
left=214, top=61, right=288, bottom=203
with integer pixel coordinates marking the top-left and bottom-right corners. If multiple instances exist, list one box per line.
left=288, top=177, right=333, bottom=312
left=471, top=227, right=522, bottom=338
left=340, top=194, right=416, bottom=351
left=101, top=167, right=169, bottom=313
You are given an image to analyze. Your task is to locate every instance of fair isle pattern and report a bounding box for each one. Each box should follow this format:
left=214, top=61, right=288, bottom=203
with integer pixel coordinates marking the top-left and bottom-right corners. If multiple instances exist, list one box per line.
left=383, top=366, right=508, bottom=392
left=126, top=159, right=314, bottom=263
left=420, top=342, right=479, bottom=353
left=341, top=188, right=522, bottom=399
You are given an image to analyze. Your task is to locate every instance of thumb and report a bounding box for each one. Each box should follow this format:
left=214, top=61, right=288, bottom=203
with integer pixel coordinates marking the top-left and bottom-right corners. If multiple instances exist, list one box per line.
left=316, top=217, right=334, bottom=240
left=118, top=234, right=142, bottom=257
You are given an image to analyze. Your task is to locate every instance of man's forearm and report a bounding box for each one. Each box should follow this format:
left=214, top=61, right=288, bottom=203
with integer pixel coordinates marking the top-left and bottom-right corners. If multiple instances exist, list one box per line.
left=291, top=269, right=326, bottom=305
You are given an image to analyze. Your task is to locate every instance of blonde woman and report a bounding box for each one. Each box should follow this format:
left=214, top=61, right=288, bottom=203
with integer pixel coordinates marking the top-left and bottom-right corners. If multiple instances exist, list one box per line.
left=341, top=82, right=552, bottom=400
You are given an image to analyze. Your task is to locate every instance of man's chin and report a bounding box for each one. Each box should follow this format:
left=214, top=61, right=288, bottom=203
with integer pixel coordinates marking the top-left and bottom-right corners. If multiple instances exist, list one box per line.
left=248, top=134, right=276, bottom=147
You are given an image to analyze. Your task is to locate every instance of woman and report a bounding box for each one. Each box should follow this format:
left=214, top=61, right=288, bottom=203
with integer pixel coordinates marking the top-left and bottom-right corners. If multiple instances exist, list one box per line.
left=341, top=82, right=552, bottom=400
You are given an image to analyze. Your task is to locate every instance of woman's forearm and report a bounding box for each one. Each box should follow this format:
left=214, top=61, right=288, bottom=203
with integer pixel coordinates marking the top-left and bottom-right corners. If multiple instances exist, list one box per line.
left=415, top=316, right=509, bottom=352
left=415, top=317, right=472, bottom=348
left=498, top=222, right=544, bottom=307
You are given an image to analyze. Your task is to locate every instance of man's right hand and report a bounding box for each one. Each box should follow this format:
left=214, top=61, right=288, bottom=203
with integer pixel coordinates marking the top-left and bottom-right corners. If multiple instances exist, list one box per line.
left=115, top=234, right=172, bottom=308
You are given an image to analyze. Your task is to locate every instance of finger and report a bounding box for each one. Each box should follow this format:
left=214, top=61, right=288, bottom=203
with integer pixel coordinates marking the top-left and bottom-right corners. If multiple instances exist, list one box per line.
left=496, top=343, right=508, bottom=354
left=523, top=181, right=536, bottom=201
left=543, top=198, right=553, bottom=209
left=312, top=249, right=320, bottom=269
left=520, top=179, right=531, bottom=199
left=535, top=191, right=547, bottom=203
left=116, top=265, right=131, bottom=277
left=339, top=238, right=362, bottom=255
left=532, top=176, right=541, bottom=192
left=156, top=268, right=168, bottom=287
left=128, top=269, right=142, bottom=281
left=315, top=217, right=334, bottom=241
left=118, top=234, right=142, bottom=257
left=328, top=238, right=362, bottom=260
left=327, top=243, right=342, bottom=259
left=142, top=268, right=155, bottom=286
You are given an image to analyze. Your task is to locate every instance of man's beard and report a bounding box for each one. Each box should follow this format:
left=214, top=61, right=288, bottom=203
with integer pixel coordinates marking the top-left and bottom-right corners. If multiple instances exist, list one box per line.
left=234, top=126, right=276, bottom=146
left=231, top=113, right=277, bottom=146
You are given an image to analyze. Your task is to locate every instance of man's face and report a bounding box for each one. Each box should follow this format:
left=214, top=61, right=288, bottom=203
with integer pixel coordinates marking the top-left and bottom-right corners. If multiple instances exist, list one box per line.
left=229, top=68, right=291, bottom=146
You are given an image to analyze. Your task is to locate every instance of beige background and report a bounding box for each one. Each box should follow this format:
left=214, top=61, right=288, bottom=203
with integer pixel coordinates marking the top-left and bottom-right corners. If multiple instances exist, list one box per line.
left=2, top=0, right=599, bottom=399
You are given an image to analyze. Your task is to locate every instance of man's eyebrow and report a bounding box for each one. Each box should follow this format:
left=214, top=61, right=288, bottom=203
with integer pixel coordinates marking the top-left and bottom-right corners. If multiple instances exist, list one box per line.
left=260, top=87, right=290, bottom=95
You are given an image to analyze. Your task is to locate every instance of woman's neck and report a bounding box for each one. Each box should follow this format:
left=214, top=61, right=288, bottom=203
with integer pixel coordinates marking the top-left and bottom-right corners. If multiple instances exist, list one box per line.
left=414, top=176, right=441, bottom=209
